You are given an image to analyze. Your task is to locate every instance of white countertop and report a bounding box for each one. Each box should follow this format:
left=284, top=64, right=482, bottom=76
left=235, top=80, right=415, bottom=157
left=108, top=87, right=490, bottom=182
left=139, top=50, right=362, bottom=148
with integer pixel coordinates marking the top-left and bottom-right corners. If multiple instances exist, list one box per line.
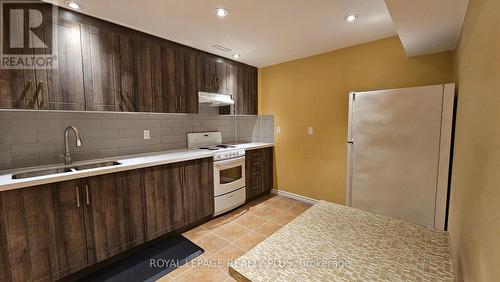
left=0, top=142, right=274, bottom=192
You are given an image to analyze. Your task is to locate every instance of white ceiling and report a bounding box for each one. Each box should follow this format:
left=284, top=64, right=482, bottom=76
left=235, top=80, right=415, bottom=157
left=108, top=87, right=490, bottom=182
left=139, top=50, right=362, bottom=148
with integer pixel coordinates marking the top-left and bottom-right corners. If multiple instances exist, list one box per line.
left=47, top=0, right=397, bottom=67
left=384, top=0, right=469, bottom=57
left=46, top=0, right=469, bottom=66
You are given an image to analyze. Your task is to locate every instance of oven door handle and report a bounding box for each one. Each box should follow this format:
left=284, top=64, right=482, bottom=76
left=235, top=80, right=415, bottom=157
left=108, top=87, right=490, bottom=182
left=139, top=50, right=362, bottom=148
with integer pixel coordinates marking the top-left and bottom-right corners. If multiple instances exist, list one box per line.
left=214, top=156, right=245, bottom=168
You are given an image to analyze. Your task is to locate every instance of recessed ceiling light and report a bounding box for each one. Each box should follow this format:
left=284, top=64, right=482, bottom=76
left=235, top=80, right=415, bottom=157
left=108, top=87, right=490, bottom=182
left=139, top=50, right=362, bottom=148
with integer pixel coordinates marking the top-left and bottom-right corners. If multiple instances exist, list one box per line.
left=67, top=2, right=81, bottom=9
left=345, top=14, right=357, bottom=22
left=233, top=54, right=240, bottom=59
left=215, top=8, right=228, bottom=17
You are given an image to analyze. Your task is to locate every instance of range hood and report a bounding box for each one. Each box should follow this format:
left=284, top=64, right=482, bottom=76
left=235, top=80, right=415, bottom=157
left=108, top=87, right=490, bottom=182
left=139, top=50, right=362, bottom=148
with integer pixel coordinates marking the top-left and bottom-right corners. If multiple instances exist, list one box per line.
left=198, top=92, right=234, bottom=107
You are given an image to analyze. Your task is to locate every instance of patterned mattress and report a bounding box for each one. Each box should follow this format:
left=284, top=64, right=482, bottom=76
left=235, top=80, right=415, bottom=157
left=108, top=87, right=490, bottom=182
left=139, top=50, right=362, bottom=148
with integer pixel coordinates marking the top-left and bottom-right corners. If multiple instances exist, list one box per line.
left=229, top=201, right=454, bottom=281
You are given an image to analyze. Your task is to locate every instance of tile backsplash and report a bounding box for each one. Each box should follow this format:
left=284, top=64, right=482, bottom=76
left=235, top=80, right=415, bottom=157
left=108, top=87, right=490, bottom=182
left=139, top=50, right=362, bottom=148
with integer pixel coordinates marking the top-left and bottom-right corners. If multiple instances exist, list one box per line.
left=0, top=106, right=274, bottom=170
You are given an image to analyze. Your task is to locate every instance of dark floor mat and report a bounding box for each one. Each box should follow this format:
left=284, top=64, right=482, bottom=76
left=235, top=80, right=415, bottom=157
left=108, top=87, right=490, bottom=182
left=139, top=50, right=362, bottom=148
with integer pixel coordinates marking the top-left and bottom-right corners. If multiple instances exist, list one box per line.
left=79, top=235, right=204, bottom=282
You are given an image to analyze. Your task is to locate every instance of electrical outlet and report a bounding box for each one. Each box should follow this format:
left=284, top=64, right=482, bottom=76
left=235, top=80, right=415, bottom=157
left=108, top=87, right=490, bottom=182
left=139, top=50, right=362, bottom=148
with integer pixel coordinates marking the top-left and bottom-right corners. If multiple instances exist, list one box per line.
left=276, top=127, right=281, bottom=134
left=143, top=130, right=151, bottom=140
left=308, top=127, right=314, bottom=135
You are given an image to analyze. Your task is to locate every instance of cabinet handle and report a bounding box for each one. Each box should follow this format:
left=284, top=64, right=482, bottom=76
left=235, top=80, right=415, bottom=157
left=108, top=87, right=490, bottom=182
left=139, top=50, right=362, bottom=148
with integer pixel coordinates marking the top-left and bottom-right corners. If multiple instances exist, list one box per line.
left=24, top=80, right=33, bottom=104
left=75, top=186, right=81, bottom=207
left=25, top=80, right=33, bottom=91
left=85, top=185, right=90, bottom=205
left=179, top=96, right=183, bottom=109
left=35, top=81, right=44, bottom=109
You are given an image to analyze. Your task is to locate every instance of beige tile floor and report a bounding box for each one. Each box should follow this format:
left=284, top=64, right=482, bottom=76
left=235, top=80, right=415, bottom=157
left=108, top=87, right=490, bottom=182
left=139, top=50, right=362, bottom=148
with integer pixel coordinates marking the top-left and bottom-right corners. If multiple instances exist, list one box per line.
left=158, top=194, right=312, bottom=282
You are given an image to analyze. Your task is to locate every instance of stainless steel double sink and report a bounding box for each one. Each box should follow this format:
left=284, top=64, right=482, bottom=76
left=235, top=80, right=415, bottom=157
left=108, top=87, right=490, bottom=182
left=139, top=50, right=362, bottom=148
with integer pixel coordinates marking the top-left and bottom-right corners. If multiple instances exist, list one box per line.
left=12, top=161, right=121, bottom=179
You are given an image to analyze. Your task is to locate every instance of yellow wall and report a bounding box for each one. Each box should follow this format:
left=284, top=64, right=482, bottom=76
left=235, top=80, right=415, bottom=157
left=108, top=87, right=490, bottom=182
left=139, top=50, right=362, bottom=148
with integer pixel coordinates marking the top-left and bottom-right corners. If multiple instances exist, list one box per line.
left=258, top=36, right=454, bottom=203
left=448, top=0, right=500, bottom=280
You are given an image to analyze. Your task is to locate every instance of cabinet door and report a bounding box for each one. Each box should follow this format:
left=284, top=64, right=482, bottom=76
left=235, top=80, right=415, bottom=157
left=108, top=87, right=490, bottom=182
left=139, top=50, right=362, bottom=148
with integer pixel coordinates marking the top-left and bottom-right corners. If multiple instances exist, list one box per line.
left=118, top=34, right=154, bottom=112
left=246, top=67, right=258, bottom=115
left=0, top=180, right=87, bottom=282
left=262, top=148, right=273, bottom=193
left=35, top=11, right=85, bottom=111
left=176, top=48, right=198, bottom=113
left=0, top=3, right=37, bottom=109
left=84, top=170, right=145, bottom=263
left=230, top=65, right=258, bottom=115
left=183, top=158, right=214, bottom=224
left=197, top=54, right=216, bottom=93
left=218, top=63, right=236, bottom=115
left=81, top=25, right=121, bottom=111
left=135, top=39, right=154, bottom=112
left=214, top=60, right=227, bottom=94
left=143, top=164, right=182, bottom=241
left=151, top=43, right=177, bottom=113
left=234, top=65, right=248, bottom=114
left=170, top=162, right=187, bottom=228
left=118, top=35, right=139, bottom=112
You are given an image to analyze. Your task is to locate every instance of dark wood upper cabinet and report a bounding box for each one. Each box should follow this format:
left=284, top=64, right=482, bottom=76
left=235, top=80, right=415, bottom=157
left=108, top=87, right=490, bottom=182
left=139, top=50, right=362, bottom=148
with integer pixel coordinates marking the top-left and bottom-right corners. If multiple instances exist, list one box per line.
left=0, top=180, right=88, bottom=282
left=36, top=16, right=86, bottom=111
left=135, top=39, right=154, bottom=112
left=0, top=3, right=86, bottom=111
left=176, top=47, right=198, bottom=113
left=81, top=24, right=121, bottom=111
left=197, top=54, right=228, bottom=95
left=215, top=61, right=228, bottom=94
left=119, top=35, right=154, bottom=112
left=83, top=170, right=145, bottom=263
left=0, top=3, right=46, bottom=110
left=246, top=67, right=258, bottom=114
left=197, top=54, right=217, bottom=93
left=219, top=64, right=257, bottom=115
left=151, top=43, right=177, bottom=113
left=0, top=5, right=257, bottom=114
left=235, top=66, right=248, bottom=114
left=118, top=35, right=138, bottom=112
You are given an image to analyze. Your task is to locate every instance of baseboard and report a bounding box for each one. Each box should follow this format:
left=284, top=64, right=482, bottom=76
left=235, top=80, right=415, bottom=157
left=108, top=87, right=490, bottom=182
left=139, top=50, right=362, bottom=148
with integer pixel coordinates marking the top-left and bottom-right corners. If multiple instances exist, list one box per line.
left=271, top=189, right=319, bottom=205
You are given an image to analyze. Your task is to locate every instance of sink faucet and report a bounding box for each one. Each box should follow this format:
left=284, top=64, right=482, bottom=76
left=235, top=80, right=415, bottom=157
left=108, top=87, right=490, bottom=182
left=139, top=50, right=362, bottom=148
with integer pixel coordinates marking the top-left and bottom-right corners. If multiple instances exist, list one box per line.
left=60, top=126, right=83, bottom=165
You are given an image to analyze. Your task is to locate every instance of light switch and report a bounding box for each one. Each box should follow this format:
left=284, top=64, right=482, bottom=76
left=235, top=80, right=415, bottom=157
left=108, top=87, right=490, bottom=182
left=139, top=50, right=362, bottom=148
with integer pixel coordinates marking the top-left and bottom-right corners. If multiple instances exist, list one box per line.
left=308, top=127, right=313, bottom=135
left=276, top=127, right=281, bottom=135
left=143, top=130, right=151, bottom=140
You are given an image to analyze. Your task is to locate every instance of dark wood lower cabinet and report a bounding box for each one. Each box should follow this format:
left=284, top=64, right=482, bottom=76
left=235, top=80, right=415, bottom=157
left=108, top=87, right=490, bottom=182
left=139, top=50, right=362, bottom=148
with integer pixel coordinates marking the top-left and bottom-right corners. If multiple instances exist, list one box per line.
left=0, top=157, right=217, bottom=281
left=183, top=158, right=214, bottom=224
left=245, top=147, right=274, bottom=199
left=83, top=170, right=145, bottom=263
left=143, top=158, right=214, bottom=241
left=143, top=163, right=180, bottom=241
left=0, top=180, right=87, bottom=282
left=262, top=147, right=273, bottom=194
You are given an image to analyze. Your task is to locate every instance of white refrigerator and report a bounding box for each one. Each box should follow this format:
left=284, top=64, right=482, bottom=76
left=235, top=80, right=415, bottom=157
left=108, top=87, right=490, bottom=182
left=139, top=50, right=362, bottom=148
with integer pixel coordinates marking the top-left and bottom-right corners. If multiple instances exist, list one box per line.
left=346, top=84, right=455, bottom=230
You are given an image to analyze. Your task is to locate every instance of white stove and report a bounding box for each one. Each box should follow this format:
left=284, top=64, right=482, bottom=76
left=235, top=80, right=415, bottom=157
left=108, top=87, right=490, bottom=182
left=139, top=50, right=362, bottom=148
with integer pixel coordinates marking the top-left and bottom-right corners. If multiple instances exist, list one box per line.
left=187, top=132, right=246, bottom=216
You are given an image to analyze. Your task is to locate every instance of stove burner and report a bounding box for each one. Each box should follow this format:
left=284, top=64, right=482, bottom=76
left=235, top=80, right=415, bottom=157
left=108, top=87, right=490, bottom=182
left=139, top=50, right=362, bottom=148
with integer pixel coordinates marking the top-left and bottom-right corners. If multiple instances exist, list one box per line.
left=198, top=147, right=220, bottom=150
left=215, top=144, right=236, bottom=148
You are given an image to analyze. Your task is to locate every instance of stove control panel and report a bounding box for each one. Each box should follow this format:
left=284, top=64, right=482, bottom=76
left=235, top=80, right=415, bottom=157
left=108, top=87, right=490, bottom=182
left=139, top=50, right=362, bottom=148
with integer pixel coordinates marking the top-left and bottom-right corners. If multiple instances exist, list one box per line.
left=214, top=149, right=246, bottom=161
